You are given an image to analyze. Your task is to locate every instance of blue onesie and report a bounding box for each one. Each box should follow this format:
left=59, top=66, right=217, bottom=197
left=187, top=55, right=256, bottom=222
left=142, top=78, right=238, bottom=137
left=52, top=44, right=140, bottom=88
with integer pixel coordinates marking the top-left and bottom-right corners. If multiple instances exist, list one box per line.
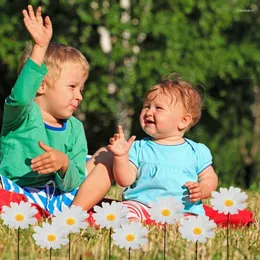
left=123, top=138, right=213, bottom=215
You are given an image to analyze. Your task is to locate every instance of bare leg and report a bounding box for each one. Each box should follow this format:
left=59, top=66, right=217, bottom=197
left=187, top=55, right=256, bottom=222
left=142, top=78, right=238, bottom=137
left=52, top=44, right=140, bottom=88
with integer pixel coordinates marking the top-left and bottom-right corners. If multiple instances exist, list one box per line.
left=72, top=147, right=114, bottom=211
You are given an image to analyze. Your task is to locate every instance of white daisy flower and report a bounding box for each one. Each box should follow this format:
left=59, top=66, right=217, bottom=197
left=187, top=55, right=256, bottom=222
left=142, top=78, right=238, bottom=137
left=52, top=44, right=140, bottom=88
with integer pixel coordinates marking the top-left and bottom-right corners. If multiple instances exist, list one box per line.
left=210, top=186, right=248, bottom=215
left=148, top=197, right=184, bottom=224
left=33, top=222, right=69, bottom=249
left=179, top=215, right=216, bottom=243
left=52, top=205, right=89, bottom=234
left=92, top=201, right=129, bottom=229
left=112, top=222, right=148, bottom=250
left=1, top=201, right=38, bottom=229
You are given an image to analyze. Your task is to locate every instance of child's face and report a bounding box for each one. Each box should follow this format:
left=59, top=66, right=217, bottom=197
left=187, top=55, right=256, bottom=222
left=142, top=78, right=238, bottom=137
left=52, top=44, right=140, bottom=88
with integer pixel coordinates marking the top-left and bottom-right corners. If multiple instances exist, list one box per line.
left=43, top=64, right=87, bottom=120
left=139, top=90, right=186, bottom=142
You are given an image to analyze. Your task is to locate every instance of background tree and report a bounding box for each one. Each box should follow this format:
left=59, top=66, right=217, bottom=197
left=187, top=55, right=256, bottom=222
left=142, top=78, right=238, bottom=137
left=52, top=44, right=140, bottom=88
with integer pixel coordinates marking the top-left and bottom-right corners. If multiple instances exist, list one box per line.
left=0, top=0, right=259, bottom=189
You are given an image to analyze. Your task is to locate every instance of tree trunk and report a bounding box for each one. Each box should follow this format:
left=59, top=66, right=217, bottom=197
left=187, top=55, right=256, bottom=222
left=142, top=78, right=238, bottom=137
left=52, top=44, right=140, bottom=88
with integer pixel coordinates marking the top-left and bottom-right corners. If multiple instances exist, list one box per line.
left=240, top=85, right=260, bottom=188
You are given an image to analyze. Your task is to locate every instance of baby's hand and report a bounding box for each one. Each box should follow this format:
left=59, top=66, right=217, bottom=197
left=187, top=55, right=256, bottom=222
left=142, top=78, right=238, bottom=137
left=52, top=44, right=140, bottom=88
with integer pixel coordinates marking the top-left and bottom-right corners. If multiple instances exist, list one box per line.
left=184, top=182, right=202, bottom=202
left=22, top=5, right=52, bottom=48
left=31, top=141, right=69, bottom=175
left=107, top=125, right=136, bottom=157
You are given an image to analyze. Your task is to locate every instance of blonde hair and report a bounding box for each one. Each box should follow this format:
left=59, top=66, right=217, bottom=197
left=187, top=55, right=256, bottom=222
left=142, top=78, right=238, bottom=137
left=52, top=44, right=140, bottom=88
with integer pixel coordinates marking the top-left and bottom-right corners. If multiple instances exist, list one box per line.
left=146, top=74, right=204, bottom=129
left=17, top=42, right=90, bottom=88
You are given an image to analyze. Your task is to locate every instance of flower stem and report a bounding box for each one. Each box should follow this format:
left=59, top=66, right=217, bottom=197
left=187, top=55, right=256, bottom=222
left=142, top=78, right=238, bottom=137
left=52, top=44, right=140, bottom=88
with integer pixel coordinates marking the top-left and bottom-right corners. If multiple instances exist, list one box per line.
left=128, top=247, right=131, bottom=260
left=69, top=233, right=71, bottom=260
left=164, top=223, right=167, bottom=260
left=50, top=248, right=52, bottom=260
left=17, top=227, right=20, bottom=260
left=195, top=241, right=198, bottom=260
left=109, top=228, right=112, bottom=260
left=227, top=213, right=230, bottom=260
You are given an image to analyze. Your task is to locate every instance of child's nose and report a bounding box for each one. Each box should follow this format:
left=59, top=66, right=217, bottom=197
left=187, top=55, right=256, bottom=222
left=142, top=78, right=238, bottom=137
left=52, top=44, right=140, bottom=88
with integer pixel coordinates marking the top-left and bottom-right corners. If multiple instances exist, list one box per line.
left=75, top=91, right=83, bottom=101
left=145, top=108, right=153, bottom=116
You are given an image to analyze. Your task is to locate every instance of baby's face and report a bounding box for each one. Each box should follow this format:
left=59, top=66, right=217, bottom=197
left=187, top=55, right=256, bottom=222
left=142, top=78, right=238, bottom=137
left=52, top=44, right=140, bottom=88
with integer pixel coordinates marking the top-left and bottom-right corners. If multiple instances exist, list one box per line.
left=139, top=90, right=186, bottom=143
left=44, top=64, right=88, bottom=120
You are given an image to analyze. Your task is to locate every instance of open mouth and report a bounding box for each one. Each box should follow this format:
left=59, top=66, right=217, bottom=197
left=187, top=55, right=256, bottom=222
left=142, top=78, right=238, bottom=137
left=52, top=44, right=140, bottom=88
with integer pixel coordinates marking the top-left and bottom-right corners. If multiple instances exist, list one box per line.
left=144, top=119, right=155, bottom=125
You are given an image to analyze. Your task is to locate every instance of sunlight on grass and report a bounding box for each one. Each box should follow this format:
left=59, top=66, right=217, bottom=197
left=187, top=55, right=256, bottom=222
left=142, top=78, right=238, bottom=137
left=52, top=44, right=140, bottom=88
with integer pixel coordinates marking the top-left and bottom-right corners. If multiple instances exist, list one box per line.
left=0, top=186, right=259, bottom=260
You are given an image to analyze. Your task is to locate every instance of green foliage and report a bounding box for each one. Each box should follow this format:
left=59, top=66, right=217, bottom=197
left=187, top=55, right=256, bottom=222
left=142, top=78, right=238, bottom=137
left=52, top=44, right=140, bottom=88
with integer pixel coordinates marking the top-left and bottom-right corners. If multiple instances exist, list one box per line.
left=0, top=0, right=259, bottom=188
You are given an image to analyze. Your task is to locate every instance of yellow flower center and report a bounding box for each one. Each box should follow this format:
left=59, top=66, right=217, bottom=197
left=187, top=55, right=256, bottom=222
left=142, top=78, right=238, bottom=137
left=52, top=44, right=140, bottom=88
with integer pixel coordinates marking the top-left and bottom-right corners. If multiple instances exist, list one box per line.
left=224, top=199, right=234, bottom=207
left=161, top=209, right=171, bottom=216
left=66, top=218, right=76, bottom=225
left=106, top=214, right=116, bottom=221
left=193, top=227, right=202, bottom=235
left=126, top=234, right=135, bottom=242
left=47, top=234, right=56, bottom=242
left=15, top=214, right=24, bottom=222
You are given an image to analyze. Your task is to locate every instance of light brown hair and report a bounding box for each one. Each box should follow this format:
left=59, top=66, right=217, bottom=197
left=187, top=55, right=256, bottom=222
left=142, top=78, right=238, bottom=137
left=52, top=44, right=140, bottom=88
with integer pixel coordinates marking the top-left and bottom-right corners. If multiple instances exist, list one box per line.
left=17, top=42, right=90, bottom=88
left=146, top=74, right=204, bottom=129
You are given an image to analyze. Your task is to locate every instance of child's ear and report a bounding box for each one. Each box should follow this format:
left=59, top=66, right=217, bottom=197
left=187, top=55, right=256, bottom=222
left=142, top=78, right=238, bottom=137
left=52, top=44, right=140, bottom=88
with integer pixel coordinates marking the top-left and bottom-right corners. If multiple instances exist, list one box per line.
left=178, top=114, right=192, bottom=130
left=37, top=80, right=47, bottom=95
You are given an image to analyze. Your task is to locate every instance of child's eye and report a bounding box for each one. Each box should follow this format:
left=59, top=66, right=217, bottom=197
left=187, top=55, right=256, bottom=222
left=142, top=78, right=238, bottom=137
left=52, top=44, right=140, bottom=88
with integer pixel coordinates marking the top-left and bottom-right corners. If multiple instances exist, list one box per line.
left=156, top=106, right=163, bottom=110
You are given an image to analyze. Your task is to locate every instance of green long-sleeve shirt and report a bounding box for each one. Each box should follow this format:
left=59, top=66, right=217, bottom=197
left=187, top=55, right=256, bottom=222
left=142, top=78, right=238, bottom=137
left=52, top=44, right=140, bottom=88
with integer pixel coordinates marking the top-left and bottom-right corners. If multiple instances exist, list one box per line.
left=0, top=58, right=87, bottom=192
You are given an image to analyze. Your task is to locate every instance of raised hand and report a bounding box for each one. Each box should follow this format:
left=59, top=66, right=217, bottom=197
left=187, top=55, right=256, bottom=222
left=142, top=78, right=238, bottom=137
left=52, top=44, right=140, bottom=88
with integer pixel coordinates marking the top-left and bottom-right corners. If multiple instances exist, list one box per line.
left=31, top=141, right=69, bottom=175
left=22, top=5, right=52, bottom=48
left=107, top=125, right=136, bottom=157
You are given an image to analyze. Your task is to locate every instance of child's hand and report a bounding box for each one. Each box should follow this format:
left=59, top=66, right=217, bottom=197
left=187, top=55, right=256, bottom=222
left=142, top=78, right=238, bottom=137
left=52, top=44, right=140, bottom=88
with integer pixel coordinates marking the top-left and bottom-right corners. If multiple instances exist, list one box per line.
left=31, top=141, right=69, bottom=175
left=22, top=5, right=52, bottom=48
left=184, top=182, right=202, bottom=202
left=107, top=125, right=136, bottom=157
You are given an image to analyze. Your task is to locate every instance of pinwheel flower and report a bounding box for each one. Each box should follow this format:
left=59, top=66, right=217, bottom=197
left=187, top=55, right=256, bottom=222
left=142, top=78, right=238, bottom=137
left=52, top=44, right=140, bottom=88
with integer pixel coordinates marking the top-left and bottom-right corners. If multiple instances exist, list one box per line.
left=148, top=197, right=184, bottom=224
left=179, top=215, right=216, bottom=243
left=1, top=201, right=37, bottom=229
left=210, top=186, right=248, bottom=215
left=52, top=205, right=89, bottom=234
left=92, top=201, right=129, bottom=229
left=112, top=222, right=148, bottom=250
left=33, top=222, right=69, bottom=249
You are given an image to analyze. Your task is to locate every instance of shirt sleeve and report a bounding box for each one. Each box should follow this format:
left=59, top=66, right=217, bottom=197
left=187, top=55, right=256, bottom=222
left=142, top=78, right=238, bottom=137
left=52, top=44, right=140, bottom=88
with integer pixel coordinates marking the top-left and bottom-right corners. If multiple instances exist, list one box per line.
left=195, top=143, right=213, bottom=174
left=55, top=123, right=87, bottom=192
left=3, top=58, right=47, bottom=128
left=129, top=141, right=141, bottom=169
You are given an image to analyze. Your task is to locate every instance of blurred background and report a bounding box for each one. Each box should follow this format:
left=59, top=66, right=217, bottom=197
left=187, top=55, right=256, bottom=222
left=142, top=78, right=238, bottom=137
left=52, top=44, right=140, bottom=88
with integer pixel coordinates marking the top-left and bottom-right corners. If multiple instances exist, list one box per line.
left=0, top=0, right=259, bottom=190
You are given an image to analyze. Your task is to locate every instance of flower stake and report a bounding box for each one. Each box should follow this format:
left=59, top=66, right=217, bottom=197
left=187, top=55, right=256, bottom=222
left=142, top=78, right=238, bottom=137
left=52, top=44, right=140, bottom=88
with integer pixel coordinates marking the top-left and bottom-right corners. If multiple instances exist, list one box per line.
left=92, top=201, right=129, bottom=259
left=52, top=205, right=89, bottom=260
left=148, top=197, right=184, bottom=259
left=112, top=222, right=148, bottom=260
left=179, top=215, right=216, bottom=260
left=210, top=186, right=248, bottom=260
left=1, top=201, right=38, bottom=260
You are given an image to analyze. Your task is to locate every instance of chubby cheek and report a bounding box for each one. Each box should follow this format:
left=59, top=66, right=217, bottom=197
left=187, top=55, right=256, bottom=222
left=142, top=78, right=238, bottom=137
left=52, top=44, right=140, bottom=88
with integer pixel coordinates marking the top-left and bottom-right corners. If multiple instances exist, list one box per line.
left=139, top=112, right=145, bottom=127
left=63, top=90, right=74, bottom=101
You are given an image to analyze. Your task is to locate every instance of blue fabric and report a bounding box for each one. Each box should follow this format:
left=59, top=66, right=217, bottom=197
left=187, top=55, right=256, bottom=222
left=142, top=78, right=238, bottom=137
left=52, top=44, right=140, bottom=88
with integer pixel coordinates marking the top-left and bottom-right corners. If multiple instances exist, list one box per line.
left=0, top=175, right=78, bottom=215
left=123, top=138, right=213, bottom=215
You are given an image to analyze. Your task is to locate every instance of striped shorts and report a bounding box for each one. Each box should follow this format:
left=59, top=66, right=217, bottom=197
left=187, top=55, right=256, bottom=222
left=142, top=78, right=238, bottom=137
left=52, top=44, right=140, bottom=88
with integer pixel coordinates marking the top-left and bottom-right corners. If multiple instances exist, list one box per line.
left=0, top=175, right=78, bottom=215
left=121, top=200, right=197, bottom=223
left=121, top=200, right=151, bottom=222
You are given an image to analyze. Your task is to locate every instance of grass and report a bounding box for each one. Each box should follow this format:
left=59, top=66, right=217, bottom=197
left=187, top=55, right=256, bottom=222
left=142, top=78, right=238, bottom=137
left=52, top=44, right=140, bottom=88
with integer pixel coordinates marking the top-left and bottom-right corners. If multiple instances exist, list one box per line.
left=0, top=186, right=259, bottom=260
